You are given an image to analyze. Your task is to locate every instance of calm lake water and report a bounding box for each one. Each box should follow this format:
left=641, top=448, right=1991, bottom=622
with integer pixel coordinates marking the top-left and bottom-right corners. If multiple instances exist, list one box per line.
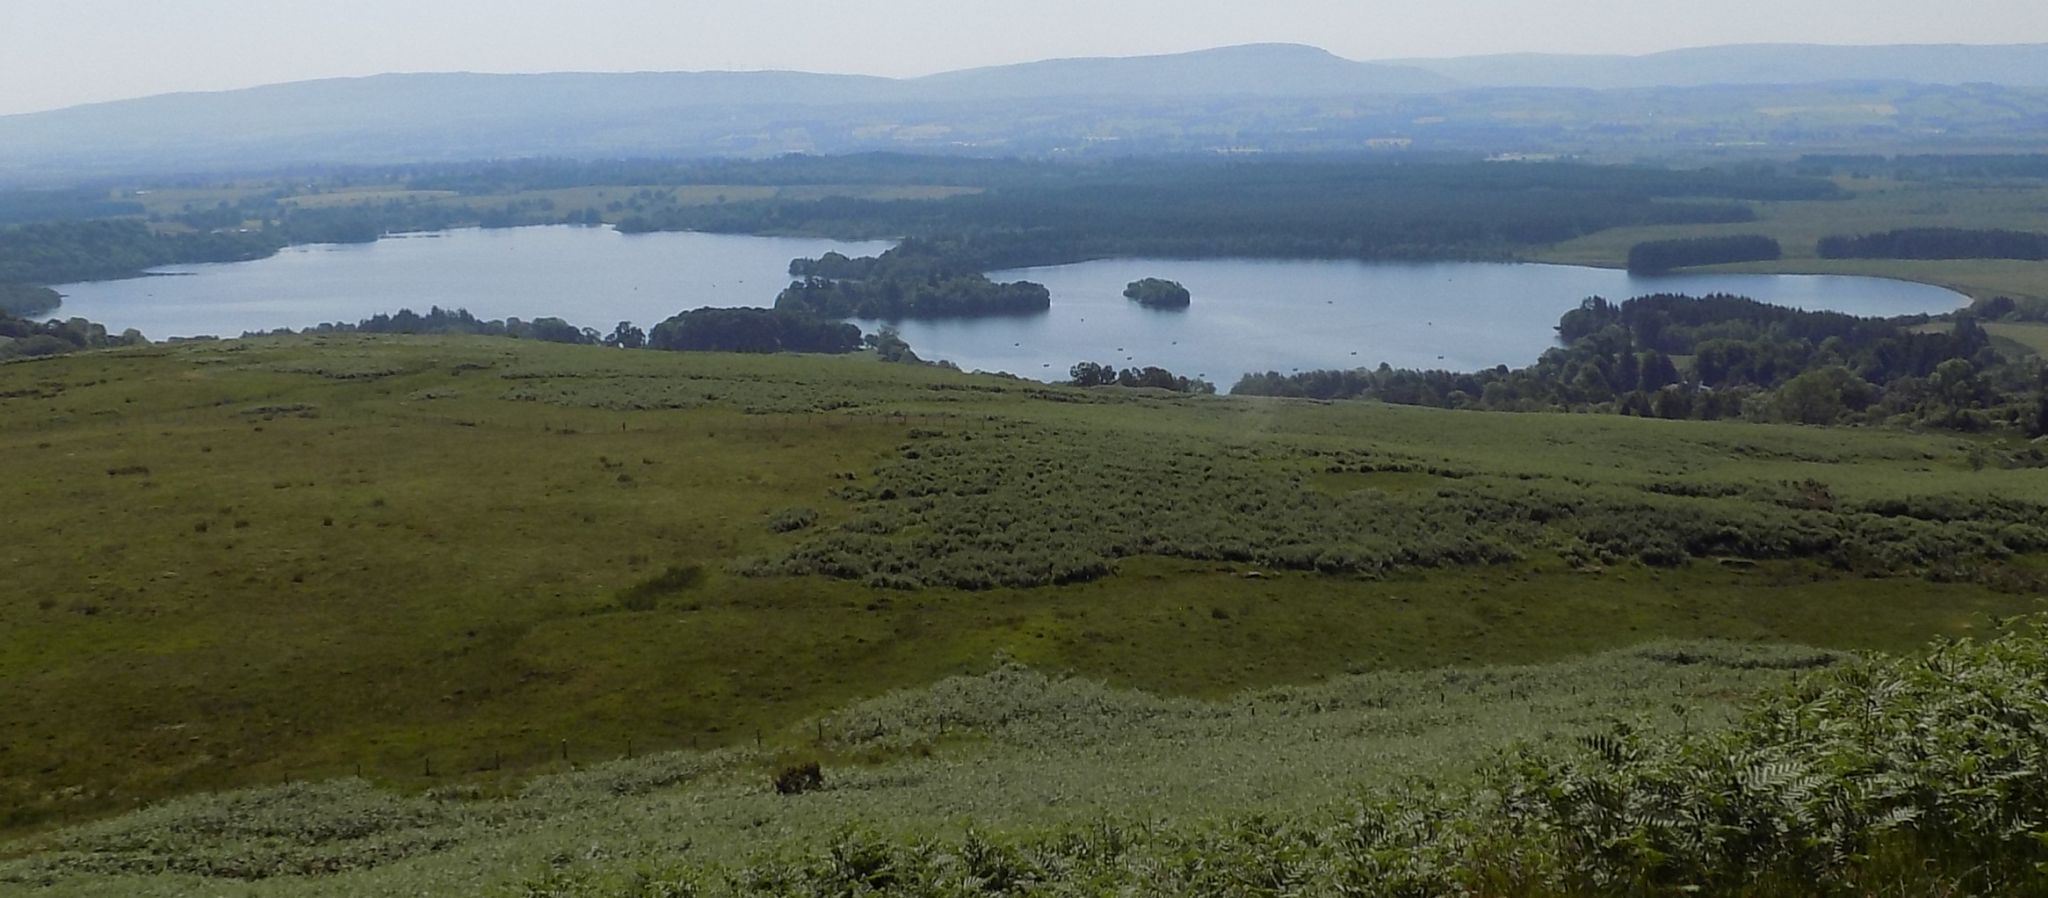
left=53, top=225, right=1969, bottom=383
left=52, top=226, right=891, bottom=342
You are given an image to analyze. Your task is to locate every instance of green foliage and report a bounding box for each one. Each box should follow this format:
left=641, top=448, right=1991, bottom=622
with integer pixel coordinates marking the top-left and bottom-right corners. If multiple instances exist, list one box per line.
left=527, top=622, right=2048, bottom=897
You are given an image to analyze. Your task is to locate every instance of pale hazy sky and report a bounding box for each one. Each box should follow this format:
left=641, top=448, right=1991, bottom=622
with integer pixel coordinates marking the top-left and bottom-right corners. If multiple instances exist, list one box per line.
left=6, top=0, right=2048, bottom=115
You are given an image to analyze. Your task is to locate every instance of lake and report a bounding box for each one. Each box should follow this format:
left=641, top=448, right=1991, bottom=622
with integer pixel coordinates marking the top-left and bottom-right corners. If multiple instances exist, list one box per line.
left=51, top=226, right=891, bottom=342
left=52, top=225, right=1970, bottom=383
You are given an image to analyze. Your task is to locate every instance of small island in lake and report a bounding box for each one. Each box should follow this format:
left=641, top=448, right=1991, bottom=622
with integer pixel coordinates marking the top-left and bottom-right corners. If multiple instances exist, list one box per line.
left=1124, top=277, right=1191, bottom=309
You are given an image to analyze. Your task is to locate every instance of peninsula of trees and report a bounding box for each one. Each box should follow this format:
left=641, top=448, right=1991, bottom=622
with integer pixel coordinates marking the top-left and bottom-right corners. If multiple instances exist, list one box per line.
left=1235, top=293, right=2048, bottom=434
left=0, top=284, right=60, bottom=318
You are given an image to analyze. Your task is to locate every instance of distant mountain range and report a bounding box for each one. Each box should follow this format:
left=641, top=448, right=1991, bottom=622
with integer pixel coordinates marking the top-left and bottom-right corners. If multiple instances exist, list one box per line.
left=3, top=42, right=2047, bottom=183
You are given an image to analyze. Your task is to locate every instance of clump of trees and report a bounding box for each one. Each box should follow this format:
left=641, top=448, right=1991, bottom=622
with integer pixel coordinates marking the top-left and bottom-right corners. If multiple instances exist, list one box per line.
left=646, top=307, right=863, bottom=354
left=1817, top=228, right=2048, bottom=261
left=1235, top=293, right=2047, bottom=434
left=1070, top=361, right=1215, bottom=394
left=777, top=240, right=1051, bottom=319
left=278, top=304, right=933, bottom=360
left=1123, top=278, right=1191, bottom=309
left=0, top=313, right=147, bottom=360
left=294, top=306, right=598, bottom=344
left=1626, top=235, right=1782, bottom=273
left=863, top=327, right=957, bottom=369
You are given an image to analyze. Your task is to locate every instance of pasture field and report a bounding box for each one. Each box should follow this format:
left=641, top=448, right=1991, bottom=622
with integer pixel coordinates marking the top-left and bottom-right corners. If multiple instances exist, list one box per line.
left=1532, top=177, right=2048, bottom=301
left=1986, top=320, right=2048, bottom=355
left=2, top=335, right=2044, bottom=839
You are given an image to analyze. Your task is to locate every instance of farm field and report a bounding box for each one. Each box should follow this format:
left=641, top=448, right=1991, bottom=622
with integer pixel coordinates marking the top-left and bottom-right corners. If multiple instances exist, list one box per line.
left=2, top=334, right=2044, bottom=854
left=1532, top=178, right=2048, bottom=301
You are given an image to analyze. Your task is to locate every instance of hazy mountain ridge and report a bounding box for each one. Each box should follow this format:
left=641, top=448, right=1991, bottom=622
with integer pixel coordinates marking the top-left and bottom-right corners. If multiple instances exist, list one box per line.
left=906, top=43, right=1461, bottom=98
left=4, top=42, right=2048, bottom=183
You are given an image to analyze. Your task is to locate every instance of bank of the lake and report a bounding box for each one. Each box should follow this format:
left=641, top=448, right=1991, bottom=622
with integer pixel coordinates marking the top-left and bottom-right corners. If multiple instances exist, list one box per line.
left=47, top=225, right=1970, bottom=382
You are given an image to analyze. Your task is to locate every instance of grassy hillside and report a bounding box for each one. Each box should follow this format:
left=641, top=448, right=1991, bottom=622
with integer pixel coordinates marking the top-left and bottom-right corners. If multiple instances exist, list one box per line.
left=2, top=335, right=2044, bottom=846
left=0, top=641, right=1847, bottom=896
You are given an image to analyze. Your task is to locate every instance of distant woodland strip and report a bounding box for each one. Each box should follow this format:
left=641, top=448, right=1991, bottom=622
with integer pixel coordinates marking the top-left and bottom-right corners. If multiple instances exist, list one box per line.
left=1626, top=235, right=1782, bottom=273
left=1817, top=228, right=2048, bottom=261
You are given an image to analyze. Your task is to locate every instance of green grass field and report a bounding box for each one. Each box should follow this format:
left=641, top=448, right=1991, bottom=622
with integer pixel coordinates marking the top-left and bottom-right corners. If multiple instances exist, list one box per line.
left=2, top=335, right=2044, bottom=851
left=1532, top=178, right=2048, bottom=302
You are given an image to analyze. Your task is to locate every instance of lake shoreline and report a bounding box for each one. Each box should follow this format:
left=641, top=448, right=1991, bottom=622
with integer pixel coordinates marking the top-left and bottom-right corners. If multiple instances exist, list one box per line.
left=49, top=225, right=1970, bottom=383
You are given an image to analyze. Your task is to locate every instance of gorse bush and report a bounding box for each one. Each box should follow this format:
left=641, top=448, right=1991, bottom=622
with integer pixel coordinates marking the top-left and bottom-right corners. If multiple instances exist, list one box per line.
left=749, top=425, right=2048, bottom=589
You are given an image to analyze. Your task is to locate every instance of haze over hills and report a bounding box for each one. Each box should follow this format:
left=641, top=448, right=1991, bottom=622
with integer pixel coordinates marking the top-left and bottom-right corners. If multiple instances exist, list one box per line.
left=4, top=41, right=2048, bottom=183
left=1387, top=42, right=2048, bottom=89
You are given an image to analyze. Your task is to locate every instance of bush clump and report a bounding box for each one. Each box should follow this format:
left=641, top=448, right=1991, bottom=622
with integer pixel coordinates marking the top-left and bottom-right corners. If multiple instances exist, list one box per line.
left=767, top=507, right=820, bottom=533
left=772, top=761, right=824, bottom=796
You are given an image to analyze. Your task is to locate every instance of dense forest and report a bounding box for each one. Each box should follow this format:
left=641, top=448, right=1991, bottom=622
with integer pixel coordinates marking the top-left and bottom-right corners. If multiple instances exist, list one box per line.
left=776, top=240, right=1052, bottom=319
left=1797, top=153, right=2048, bottom=181
left=1817, top=227, right=2048, bottom=261
left=0, top=219, right=281, bottom=284
left=618, top=158, right=1834, bottom=270
left=1235, top=293, right=2048, bottom=435
left=1626, top=235, right=1782, bottom=273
